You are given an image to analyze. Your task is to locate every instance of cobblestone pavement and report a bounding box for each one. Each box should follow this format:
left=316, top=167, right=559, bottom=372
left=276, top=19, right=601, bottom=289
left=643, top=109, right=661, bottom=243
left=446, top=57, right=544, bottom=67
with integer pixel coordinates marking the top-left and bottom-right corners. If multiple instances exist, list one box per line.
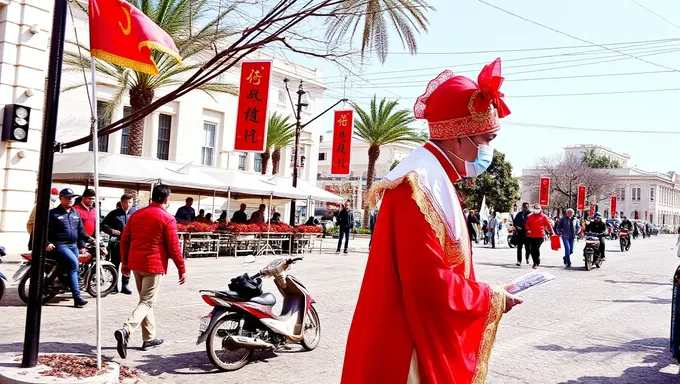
left=1, top=235, right=679, bottom=383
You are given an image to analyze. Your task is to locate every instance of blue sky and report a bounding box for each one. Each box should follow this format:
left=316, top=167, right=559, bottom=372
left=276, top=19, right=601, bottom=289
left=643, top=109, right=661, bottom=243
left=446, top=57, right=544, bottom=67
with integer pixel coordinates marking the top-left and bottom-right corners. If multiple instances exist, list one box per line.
left=276, top=0, right=680, bottom=176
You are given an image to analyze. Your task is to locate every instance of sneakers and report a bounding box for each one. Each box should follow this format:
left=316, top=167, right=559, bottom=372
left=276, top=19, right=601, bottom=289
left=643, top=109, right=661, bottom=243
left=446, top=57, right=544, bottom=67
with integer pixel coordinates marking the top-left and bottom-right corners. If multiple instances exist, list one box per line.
left=562, top=257, right=567, bottom=265
left=515, top=262, right=521, bottom=266
left=141, top=338, right=165, bottom=351
left=73, top=296, right=88, bottom=308
left=114, top=328, right=129, bottom=359
left=120, top=285, right=132, bottom=295
left=343, top=249, right=348, bottom=254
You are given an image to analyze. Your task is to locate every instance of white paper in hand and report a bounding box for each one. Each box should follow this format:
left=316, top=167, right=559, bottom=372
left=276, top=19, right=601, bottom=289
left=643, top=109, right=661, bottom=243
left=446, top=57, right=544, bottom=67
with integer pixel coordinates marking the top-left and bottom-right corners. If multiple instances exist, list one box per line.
left=505, top=271, right=556, bottom=295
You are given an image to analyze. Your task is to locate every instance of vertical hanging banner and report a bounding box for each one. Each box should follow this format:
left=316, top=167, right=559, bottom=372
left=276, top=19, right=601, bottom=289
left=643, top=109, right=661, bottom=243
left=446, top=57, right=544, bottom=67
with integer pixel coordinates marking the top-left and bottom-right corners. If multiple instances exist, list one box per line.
left=539, top=177, right=551, bottom=207
left=331, top=110, right=354, bottom=175
left=234, top=60, right=272, bottom=152
left=577, top=185, right=587, bottom=211
left=589, top=203, right=596, bottom=218
left=610, top=195, right=617, bottom=218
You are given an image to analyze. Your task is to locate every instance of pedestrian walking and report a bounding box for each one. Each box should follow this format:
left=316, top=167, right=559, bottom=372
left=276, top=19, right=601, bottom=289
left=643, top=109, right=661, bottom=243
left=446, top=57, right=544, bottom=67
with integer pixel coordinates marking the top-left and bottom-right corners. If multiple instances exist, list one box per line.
left=114, top=185, right=187, bottom=358
left=525, top=203, right=555, bottom=269
left=512, top=202, right=531, bottom=265
left=556, top=208, right=580, bottom=267
left=488, top=212, right=498, bottom=249
left=467, top=209, right=479, bottom=244
left=102, top=194, right=136, bottom=294
left=369, top=209, right=378, bottom=248
left=336, top=201, right=354, bottom=253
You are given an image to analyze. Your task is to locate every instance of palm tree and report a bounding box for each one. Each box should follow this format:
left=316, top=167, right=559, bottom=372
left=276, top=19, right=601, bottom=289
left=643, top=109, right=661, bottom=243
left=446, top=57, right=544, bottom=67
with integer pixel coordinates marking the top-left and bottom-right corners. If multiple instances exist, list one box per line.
left=64, top=0, right=237, bottom=159
left=262, top=113, right=295, bottom=175
left=351, top=96, right=424, bottom=227
left=324, top=0, right=433, bottom=63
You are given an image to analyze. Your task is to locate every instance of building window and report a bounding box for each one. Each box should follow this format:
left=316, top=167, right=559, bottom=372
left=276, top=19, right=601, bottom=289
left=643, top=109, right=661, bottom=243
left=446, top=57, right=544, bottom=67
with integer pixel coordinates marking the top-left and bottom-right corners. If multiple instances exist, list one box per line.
left=278, top=89, right=286, bottom=104
left=157, top=114, right=172, bottom=160
left=650, top=187, right=655, bottom=202
left=650, top=213, right=654, bottom=223
left=254, top=153, right=263, bottom=173
left=201, top=123, right=216, bottom=166
left=619, top=187, right=625, bottom=201
left=89, top=101, right=110, bottom=152
left=238, top=153, right=246, bottom=171
left=120, top=106, right=131, bottom=154
left=632, top=187, right=641, bottom=202
left=318, top=152, right=327, bottom=161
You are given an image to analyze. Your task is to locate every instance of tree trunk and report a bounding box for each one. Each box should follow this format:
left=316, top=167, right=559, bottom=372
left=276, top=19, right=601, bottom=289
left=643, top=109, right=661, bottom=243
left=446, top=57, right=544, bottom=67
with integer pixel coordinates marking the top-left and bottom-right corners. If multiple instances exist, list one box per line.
left=271, top=148, right=282, bottom=175
left=261, top=149, right=271, bottom=175
left=126, top=84, right=154, bottom=198
left=363, top=144, right=380, bottom=228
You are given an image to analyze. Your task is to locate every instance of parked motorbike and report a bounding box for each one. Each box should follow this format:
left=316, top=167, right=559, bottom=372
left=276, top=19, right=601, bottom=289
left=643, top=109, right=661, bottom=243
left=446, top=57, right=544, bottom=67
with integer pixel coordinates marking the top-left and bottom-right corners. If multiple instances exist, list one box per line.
left=0, top=271, right=7, bottom=302
left=619, top=229, right=631, bottom=252
left=13, top=239, right=117, bottom=304
left=197, top=256, right=321, bottom=371
left=583, top=232, right=605, bottom=271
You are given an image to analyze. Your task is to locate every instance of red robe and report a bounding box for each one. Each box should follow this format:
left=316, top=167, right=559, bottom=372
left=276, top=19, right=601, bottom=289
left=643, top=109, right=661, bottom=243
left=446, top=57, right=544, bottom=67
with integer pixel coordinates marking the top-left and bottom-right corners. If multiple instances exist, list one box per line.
left=341, top=143, right=506, bottom=384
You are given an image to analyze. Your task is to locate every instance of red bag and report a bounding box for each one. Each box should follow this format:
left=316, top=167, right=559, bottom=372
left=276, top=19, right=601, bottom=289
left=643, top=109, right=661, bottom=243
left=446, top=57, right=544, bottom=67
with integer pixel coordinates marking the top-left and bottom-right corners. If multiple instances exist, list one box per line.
left=550, top=234, right=561, bottom=251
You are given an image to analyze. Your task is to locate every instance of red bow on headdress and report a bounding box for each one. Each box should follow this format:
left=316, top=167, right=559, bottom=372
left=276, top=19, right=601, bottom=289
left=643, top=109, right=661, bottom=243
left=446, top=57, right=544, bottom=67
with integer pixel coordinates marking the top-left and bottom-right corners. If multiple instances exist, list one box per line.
left=475, top=58, right=510, bottom=118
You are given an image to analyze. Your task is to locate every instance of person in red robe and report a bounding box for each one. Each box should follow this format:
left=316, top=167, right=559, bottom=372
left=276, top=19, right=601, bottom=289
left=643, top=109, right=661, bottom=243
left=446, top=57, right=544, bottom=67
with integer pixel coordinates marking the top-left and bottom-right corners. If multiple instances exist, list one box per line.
left=341, top=58, right=524, bottom=384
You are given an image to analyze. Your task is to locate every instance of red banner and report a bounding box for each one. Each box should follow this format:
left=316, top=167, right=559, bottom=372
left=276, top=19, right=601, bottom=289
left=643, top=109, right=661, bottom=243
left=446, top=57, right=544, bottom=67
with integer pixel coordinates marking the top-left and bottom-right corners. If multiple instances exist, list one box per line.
left=577, top=185, right=587, bottom=211
left=331, top=110, right=354, bottom=175
left=610, top=195, right=617, bottom=218
left=589, top=204, right=595, bottom=218
left=539, top=177, right=550, bottom=206
left=234, top=61, right=272, bottom=152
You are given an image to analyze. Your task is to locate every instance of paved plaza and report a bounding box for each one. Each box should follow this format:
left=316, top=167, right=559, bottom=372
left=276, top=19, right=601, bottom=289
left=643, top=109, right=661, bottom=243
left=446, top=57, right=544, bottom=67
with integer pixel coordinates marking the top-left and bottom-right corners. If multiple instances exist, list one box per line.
left=1, top=235, right=679, bottom=383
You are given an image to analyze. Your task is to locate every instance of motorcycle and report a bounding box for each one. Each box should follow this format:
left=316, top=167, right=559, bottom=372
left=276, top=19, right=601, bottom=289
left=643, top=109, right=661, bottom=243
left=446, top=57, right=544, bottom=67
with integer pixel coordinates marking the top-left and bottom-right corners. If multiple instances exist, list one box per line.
left=197, top=256, right=321, bottom=372
left=619, top=229, right=631, bottom=252
left=0, top=271, right=7, bottom=302
left=583, top=232, right=605, bottom=271
left=13, top=239, right=117, bottom=304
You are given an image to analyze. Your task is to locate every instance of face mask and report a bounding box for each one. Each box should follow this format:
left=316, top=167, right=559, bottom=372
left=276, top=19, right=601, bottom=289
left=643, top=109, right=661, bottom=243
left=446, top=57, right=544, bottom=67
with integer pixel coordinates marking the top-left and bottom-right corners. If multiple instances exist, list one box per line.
left=532, top=208, right=541, bottom=214
left=50, top=195, right=58, bottom=202
left=464, top=137, right=494, bottom=177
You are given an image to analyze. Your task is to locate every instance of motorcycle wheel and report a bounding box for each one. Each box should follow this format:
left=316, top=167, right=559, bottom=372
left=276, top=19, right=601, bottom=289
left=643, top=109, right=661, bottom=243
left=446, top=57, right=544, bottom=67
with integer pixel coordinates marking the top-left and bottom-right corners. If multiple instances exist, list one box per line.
left=584, top=253, right=593, bottom=271
left=85, top=265, right=118, bottom=298
left=508, top=237, right=516, bottom=248
left=301, top=306, right=321, bottom=351
left=620, top=241, right=625, bottom=252
left=206, top=314, right=253, bottom=372
left=18, top=274, right=57, bottom=304
left=595, top=257, right=603, bottom=268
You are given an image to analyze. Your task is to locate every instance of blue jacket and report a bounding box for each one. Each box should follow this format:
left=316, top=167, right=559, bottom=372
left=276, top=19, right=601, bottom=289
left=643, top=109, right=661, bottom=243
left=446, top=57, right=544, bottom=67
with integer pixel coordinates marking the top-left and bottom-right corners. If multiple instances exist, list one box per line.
left=48, top=206, right=90, bottom=249
left=556, top=216, right=580, bottom=239
left=101, top=207, right=136, bottom=238
left=175, top=206, right=196, bottom=223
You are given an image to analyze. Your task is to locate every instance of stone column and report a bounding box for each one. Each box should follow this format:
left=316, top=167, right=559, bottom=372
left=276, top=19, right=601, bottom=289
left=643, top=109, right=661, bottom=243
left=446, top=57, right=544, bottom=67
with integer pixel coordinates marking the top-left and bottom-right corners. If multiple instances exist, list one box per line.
left=146, top=112, right=159, bottom=158
left=245, top=152, right=255, bottom=172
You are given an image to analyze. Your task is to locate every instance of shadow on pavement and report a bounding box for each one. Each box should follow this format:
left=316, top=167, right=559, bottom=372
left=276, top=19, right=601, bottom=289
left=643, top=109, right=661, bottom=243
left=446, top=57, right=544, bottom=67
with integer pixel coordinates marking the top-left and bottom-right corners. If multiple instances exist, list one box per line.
left=0, top=341, right=117, bottom=356
left=132, top=349, right=278, bottom=376
left=596, top=296, right=672, bottom=305
left=537, top=338, right=679, bottom=383
left=604, top=279, right=673, bottom=287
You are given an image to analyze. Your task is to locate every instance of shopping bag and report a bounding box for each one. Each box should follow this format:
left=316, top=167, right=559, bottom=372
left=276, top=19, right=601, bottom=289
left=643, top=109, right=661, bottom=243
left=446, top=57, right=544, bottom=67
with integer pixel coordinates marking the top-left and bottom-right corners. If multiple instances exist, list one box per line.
left=550, top=234, right=561, bottom=251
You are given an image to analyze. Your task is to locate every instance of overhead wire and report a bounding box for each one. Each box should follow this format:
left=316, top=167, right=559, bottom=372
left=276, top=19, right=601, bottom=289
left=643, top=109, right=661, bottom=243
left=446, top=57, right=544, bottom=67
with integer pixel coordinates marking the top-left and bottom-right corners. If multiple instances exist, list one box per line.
left=505, top=121, right=680, bottom=135
left=631, top=0, right=680, bottom=31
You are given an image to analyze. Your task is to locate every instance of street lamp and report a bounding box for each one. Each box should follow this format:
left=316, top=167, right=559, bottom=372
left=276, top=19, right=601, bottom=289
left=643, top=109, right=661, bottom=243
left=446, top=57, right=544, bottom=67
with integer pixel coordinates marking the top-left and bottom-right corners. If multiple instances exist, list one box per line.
left=284, top=78, right=347, bottom=226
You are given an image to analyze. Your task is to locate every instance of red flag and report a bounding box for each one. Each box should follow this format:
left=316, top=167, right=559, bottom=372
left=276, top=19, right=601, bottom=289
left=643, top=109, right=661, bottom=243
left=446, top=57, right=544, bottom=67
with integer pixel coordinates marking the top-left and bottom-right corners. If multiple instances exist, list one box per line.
left=577, top=185, right=587, bottom=211
left=610, top=195, right=617, bottom=218
left=589, top=203, right=595, bottom=218
left=234, top=61, right=272, bottom=152
left=539, top=177, right=550, bottom=206
left=89, top=0, right=182, bottom=75
left=331, top=110, right=354, bottom=175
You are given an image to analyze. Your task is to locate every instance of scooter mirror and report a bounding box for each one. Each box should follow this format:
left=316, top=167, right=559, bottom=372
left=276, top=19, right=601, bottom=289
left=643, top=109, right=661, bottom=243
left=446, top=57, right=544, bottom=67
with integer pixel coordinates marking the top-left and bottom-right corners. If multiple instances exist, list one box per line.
left=243, top=255, right=256, bottom=264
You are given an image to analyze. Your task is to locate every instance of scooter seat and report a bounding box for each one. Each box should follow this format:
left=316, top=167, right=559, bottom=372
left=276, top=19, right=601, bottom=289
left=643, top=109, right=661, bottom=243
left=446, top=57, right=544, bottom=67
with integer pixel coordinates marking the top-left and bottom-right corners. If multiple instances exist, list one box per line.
left=215, top=290, right=277, bottom=306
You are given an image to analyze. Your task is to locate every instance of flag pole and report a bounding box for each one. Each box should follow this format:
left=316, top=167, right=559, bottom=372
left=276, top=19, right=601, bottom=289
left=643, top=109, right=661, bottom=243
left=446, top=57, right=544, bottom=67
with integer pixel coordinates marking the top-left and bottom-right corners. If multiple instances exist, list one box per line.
left=89, top=58, right=102, bottom=370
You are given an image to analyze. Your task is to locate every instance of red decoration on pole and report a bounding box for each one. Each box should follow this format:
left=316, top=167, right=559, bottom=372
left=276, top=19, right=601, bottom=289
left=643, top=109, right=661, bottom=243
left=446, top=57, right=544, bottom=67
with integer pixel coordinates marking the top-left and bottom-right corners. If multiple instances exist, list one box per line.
left=610, top=195, right=617, bottom=218
left=234, top=60, right=272, bottom=152
left=539, top=177, right=550, bottom=207
left=331, top=110, right=353, bottom=175
left=589, top=203, right=595, bottom=218
left=577, top=185, right=587, bottom=211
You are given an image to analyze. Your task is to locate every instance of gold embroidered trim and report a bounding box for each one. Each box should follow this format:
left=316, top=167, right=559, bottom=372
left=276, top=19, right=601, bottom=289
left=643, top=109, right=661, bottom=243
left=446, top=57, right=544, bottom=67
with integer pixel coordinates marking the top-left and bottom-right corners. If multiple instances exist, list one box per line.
left=471, top=285, right=506, bottom=384
left=368, top=172, right=469, bottom=270
left=428, top=107, right=500, bottom=140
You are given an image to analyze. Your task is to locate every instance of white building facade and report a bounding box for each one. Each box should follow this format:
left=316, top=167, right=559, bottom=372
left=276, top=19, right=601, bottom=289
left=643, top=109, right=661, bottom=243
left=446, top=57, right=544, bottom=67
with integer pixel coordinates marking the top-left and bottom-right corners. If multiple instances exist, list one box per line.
left=0, top=2, right=328, bottom=251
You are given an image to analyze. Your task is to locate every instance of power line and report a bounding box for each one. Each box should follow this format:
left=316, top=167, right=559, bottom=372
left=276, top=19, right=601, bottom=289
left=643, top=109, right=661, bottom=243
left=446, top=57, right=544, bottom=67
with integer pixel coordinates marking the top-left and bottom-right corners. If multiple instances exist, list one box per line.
left=631, top=0, right=680, bottom=31
left=505, top=121, right=680, bottom=134
left=477, top=0, right=680, bottom=72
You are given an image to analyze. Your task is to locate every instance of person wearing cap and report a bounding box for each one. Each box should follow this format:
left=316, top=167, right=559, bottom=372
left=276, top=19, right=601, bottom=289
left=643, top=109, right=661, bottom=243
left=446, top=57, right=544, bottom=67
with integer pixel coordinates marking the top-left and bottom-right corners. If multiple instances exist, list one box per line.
left=585, top=212, right=608, bottom=260
left=341, top=59, right=522, bottom=384
left=46, top=188, right=92, bottom=308
left=73, top=189, right=97, bottom=236
left=26, top=187, right=60, bottom=250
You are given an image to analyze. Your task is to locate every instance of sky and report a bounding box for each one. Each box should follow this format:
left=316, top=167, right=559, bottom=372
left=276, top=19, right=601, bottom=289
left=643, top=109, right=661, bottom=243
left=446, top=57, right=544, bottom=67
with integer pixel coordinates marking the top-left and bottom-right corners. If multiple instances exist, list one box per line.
left=267, top=0, right=680, bottom=176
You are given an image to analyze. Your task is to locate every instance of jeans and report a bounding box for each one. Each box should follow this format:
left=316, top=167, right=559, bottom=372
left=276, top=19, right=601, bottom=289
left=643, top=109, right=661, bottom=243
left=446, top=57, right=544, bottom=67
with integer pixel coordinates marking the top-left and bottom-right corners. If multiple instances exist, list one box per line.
left=489, top=230, right=496, bottom=248
left=516, top=232, right=530, bottom=263
left=529, top=238, right=544, bottom=266
left=337, top=226, right=350, bottom=252
left=52, top=243, right=81, bottom=299
left=562, top=236, right=575, bottom=265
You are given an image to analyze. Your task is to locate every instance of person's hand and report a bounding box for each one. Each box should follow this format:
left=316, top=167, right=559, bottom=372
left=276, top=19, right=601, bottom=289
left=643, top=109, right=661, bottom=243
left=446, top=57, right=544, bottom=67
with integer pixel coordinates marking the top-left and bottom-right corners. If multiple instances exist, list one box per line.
left=79, top=248, right=86, bottom=255
left=504, top=292, right=523, bottom=313
left=121, top=265, right=130, bottom=277
left=46, top=243, right=55, bottom=251
left=112, top=230, right=121, bottom=236
left=178, top=272, right=187, bottom=285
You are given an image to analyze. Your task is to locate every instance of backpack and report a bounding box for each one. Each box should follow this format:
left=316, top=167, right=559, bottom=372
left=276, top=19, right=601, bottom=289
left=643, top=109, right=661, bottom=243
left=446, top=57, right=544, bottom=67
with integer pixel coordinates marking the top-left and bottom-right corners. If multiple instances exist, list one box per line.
left=228, top=273, right=263, bottom=299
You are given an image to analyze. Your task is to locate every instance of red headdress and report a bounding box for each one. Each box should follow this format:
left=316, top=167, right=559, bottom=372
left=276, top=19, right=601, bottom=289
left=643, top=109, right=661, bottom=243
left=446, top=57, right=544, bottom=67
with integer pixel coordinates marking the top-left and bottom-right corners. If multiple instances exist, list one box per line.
left=414, top=58, right=511, bottom=140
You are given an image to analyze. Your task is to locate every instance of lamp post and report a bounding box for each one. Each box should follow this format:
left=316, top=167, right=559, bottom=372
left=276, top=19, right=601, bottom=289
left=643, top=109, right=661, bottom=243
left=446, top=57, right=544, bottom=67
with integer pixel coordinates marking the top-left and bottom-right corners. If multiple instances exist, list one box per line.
left=284, top=78, right=347, bottom=226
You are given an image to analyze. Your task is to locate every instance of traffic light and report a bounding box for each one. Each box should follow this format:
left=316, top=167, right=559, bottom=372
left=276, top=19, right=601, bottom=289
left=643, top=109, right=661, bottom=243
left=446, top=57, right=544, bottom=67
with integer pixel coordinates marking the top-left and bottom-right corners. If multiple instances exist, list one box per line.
left=2, top=104, right=31, bottom=142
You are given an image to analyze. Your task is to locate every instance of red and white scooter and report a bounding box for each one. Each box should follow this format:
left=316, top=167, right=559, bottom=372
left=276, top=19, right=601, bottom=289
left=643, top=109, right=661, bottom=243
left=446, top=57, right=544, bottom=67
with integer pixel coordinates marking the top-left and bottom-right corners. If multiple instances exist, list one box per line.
left=197, top=256, right=321, bottom=371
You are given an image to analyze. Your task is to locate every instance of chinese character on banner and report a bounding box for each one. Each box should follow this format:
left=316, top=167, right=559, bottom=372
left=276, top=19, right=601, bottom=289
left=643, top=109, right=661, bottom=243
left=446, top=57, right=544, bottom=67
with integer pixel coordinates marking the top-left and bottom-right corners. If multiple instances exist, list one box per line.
left=539, top=177, right=550, bottom=207
left=331, top=110, right=353, bottom=175
left=610, top=195, right=617, bottom=218
left=589, top=204, right=596, bottom=218
left=577, top=185, right=587, bottom=211
left=234, top=61, right=272, bottom=152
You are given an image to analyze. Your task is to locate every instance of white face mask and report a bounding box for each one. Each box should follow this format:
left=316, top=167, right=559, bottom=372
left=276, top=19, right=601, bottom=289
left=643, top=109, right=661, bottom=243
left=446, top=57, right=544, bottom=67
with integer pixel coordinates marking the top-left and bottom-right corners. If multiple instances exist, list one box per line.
left=50, top=195, right=58, bottom=202
left=532, top=208, right=542, bottom=214
left=442, top=137, right=494, bottom=178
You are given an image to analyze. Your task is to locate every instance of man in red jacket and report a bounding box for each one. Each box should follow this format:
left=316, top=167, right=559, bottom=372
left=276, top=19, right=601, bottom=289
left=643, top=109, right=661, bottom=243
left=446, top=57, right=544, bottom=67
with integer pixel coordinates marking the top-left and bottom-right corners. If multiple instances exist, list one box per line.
left=73, top=189, right=97, bottom=236
left=525, top=203, right=555, bottom=269
left=114, top=185, right=187, bottom=358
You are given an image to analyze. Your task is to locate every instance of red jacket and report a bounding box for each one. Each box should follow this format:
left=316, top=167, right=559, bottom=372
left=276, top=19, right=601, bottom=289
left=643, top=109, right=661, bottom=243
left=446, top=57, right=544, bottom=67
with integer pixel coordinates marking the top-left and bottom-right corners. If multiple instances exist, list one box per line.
left=73, top=203, right=96, bottom=236
left=525, top=212, right=554, bottom=238
left=120, top=203, right=186, bottom=277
